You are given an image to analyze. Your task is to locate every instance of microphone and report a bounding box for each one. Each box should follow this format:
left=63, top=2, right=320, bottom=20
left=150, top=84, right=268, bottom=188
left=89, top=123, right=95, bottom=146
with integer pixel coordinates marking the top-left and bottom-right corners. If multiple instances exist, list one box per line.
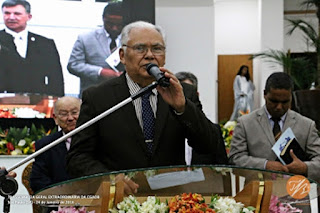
left=146, top=63, right=170, bottom=87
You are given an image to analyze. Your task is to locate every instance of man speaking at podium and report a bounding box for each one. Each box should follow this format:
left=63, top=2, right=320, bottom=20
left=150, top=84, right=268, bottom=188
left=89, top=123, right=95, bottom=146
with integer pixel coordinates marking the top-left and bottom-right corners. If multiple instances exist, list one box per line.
left=67, top=21, right=220, bottom=193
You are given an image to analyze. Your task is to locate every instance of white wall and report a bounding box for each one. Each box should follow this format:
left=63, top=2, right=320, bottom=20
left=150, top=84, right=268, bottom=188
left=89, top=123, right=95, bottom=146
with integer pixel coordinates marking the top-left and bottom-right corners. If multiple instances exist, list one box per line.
left=156, top=0, right=216, bottom=121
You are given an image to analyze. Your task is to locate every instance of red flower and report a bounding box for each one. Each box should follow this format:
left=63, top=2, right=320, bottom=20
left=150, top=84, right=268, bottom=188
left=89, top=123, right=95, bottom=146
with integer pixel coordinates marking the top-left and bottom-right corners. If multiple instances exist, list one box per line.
left=6, top=142, right=14, bottom=151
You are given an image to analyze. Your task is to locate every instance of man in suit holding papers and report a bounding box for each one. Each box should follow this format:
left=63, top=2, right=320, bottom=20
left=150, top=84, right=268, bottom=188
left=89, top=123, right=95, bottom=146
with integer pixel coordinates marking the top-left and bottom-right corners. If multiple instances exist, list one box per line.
left=67, top=2, right=124, bottom=96
left=229, top=72, right=320, bottom=181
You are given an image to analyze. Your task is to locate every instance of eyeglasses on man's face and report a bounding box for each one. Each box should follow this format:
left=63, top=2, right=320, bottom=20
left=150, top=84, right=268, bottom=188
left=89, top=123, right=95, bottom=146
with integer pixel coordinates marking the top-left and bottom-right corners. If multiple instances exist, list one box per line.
left=122, top=44, right=166, bottom=55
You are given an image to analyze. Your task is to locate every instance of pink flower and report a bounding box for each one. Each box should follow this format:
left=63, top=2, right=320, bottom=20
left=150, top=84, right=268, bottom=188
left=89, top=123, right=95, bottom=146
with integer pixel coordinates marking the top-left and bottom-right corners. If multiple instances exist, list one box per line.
left=269, top=195, right=302, bottom=213
left=50, top=206, right=95, bottom=213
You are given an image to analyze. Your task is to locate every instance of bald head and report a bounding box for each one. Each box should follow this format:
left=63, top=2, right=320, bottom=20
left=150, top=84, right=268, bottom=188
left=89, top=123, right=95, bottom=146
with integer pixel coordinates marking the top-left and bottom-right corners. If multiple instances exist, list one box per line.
left=53, top=96, right=82, bottom=133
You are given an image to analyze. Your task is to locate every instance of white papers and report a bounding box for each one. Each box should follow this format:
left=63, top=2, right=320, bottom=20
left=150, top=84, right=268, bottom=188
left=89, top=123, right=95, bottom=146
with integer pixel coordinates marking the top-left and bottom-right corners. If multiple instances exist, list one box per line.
left=147, top=168, right=205, bottom=190
left=272, top=127, right=295, bottom=165
left=105, top=48, right=120, bottom=72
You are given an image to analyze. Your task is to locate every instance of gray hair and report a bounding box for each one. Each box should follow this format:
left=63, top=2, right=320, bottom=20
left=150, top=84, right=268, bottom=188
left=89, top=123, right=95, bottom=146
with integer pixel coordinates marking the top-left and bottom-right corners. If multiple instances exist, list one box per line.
left=120, top=21, right=166, bottom=47
left=2, top=0, right=31, bottom=13
left=175, top=71, right=198, bottom=90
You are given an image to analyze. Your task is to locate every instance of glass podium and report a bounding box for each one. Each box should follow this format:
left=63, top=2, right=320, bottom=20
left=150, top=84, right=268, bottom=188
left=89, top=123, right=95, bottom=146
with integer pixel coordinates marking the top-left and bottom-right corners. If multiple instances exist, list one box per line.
left=33, top=165, right=319, bottom=213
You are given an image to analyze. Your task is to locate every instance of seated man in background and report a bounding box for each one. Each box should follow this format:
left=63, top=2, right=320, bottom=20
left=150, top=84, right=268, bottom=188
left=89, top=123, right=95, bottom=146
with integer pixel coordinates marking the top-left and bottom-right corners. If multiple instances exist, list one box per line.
left=229, top=72, right=320, bottom=181
left=30, top=96, right=81, bottom=193
left=176, top=71, right=228, bottom=165
left=67, top=21, right=221, bottom=194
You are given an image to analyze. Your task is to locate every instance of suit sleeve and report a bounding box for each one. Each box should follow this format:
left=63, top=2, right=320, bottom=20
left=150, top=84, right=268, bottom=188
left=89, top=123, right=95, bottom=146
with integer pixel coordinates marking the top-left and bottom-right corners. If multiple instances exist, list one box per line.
left=176, top=83, right=221, bottom=155
left=67, top=34, right=102, bottom=81
left=228, top=118, right=267, bottom=169
left=304, top=121, right=320, bottom=181
left=30, top=141, right=53, bottom=193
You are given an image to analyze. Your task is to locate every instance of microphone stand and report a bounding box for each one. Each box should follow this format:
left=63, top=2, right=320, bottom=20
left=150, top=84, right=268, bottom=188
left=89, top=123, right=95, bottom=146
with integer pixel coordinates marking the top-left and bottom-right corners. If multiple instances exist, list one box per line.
left=0, top=81, right=159, bottom=213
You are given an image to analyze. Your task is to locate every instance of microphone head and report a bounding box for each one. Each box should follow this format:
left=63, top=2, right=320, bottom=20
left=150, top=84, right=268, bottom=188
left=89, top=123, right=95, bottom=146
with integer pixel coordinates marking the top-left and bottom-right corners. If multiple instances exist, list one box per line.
left=146, top=63, right=157, bottom=75
left=146, top=63, right=170, bottom=87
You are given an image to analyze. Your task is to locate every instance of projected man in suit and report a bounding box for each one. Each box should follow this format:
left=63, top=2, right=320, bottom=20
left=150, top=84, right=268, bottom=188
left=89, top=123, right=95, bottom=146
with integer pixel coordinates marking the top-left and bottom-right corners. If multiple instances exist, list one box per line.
left=229, top=72, right=320, bottom=181
left=67, top=21, right=221, bottom=194
left=30, top=96, right=81, bottom=193
left=0, top=0, right=64, bottom=96
left=67, top=2, right=124, bottom=96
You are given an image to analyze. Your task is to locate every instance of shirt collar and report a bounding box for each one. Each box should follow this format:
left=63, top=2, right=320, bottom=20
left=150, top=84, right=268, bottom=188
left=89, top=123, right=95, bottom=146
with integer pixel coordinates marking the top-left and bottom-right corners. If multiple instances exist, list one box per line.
left=125, top=73, right=157, bottom=96
left=264, top=105, right=287, bottom=122
left=5, top=27, right=28, bottom=40
left=104, top=29, right=121, bottom=40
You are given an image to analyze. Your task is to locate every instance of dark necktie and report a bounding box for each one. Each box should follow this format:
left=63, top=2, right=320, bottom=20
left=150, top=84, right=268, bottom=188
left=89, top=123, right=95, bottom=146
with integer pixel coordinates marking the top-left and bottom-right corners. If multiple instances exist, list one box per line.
left=110, top=37, right=117, bottom=52
left=271, top=117, right=281, bottom=137
left=142, top=91, right=155, bottom=155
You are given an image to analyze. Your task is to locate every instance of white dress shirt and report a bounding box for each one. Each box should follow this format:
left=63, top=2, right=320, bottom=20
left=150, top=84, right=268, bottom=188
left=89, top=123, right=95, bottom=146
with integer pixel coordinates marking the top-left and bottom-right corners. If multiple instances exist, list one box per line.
left=5, top=27, right=28, bottom=58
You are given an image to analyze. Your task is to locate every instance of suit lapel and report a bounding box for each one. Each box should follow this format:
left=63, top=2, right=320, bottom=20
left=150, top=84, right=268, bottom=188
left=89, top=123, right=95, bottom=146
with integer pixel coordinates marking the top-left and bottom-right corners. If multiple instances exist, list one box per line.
left=113, top=75, right=147, bottom=150
left=257, top=108, right=275, bottom=146
left=26, top=32, right=37, bottom=58
left=0, top=30, right=19, bottom=56
left=96, top=28, right=110, bottom=55
left=283, top=110, right=296, bottom=131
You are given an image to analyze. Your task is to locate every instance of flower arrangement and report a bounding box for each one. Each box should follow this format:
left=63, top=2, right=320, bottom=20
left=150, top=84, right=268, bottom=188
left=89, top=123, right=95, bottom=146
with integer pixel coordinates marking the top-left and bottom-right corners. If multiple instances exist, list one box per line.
left=109, top=193, right=255, bottom=213
left=269, top=195, right=302, bottom=213
left=0, top=107, right=46, bottom=118
left=168, top=193, right=215, bottom=213
left=50, top=206, right=95, bottom=213
left=0, top=124, right=56, bottom=155
left=109, top=195, right=167, bottom=213
left=220, top=121, right=237, bottom=155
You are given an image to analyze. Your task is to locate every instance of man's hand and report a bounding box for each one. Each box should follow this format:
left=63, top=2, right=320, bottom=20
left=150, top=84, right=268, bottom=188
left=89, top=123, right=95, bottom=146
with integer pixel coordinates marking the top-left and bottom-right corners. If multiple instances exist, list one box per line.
left=0, top=167, right=16, bottom=178
left=266, top=161, right=289, bottom=173
left=115, top=174, right=139, bottom=195
left=100, top=68, right=122, bottom=78
left=156, top=68, right=186, bottom=113
left=285, top=149, right=308, bottom=176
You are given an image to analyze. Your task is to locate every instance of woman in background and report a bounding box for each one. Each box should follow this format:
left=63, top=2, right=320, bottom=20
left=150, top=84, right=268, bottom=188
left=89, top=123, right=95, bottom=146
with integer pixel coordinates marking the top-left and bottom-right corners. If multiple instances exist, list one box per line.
left=230, top=65, right=255, bottom=121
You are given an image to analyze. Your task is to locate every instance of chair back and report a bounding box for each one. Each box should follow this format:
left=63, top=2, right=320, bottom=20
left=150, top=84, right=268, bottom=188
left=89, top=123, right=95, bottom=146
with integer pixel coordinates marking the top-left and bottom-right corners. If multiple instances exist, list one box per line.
left=21, top=161, right=40, bottom=213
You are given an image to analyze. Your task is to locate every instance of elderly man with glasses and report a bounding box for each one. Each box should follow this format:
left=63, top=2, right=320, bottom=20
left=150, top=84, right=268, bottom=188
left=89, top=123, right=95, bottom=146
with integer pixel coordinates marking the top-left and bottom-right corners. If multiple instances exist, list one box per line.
left=67, top=21, right=221, bottom=194
left=30, top=96, right=81, bottom=193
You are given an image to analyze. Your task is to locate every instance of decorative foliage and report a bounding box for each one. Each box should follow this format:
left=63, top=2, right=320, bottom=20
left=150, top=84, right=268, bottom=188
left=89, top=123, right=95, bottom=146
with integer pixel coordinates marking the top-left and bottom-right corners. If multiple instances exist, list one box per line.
left=0, top=124, right=56, bottom=155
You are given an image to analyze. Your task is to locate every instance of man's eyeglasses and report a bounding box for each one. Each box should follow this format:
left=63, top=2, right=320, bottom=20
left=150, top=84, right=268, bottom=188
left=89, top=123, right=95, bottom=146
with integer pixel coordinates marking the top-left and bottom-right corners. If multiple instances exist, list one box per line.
left=58, top=111, right=79, bottom=118
left=123, top=44, right=166, bottom=55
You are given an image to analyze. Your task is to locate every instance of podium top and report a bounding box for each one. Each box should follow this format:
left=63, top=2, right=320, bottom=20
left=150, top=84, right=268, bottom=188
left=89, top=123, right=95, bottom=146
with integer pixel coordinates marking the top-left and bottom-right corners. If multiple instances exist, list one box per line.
left=33, top=165, right=319, bottom=211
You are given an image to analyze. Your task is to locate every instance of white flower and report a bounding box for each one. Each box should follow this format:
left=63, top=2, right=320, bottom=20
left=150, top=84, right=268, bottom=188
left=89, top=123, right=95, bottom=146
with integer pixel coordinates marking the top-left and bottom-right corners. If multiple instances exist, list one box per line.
left=111, top=196, right=167, bottom=213
left=213, top=197, right=246, bottom=213
left=11, top=149, right=22, bottom=155
left=18, top=139, right=26, bottom=147
left=223, top=121, right=237, bottom=129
